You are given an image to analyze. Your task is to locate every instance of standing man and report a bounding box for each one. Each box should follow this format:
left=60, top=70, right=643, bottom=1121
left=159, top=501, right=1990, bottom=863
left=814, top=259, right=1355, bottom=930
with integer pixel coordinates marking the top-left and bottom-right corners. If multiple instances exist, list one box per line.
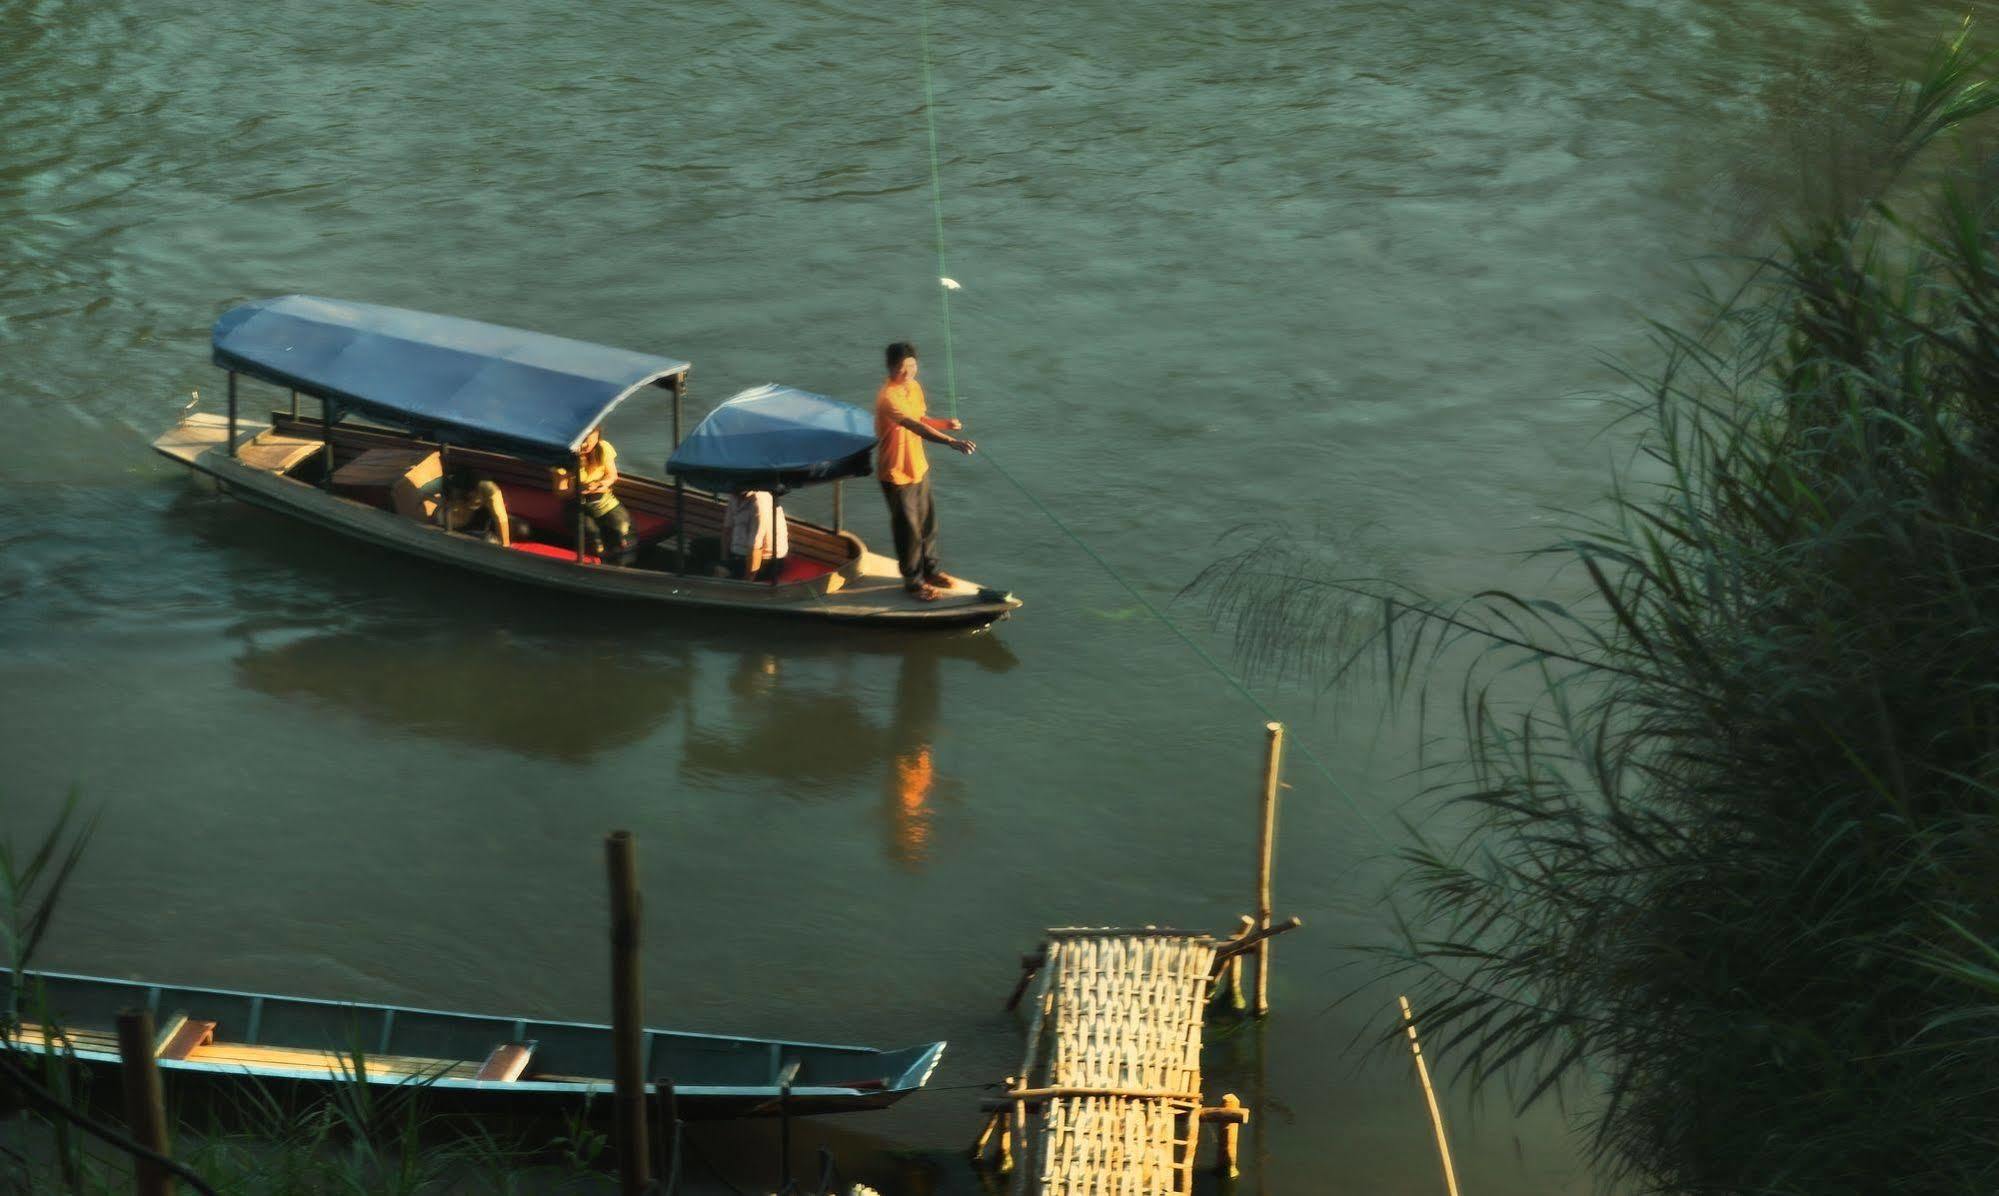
left=875, top=341, right=974, bottom=601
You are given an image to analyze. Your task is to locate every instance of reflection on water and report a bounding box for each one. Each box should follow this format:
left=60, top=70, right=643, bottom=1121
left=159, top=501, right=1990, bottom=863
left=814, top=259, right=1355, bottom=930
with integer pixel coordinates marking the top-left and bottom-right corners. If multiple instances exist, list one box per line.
left=687, top=644, right=1006, bottom=869
left=236, top=628, right=694, bottom=763
left=885, top=652, right=942, bottom=869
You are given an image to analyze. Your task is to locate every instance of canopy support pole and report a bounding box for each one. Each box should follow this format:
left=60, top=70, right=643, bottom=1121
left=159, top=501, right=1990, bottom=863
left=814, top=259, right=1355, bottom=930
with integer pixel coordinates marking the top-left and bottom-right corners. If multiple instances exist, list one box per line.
left=288, top=389, right=299, bottom=418
left=576, top=453, right=590, bottom=564
left=438, top=443, right=452, bottom=535
left=674, top=376, right=689, bottom=574
left=320, top=399, right=336, bottom=489
left=226, top=371, right=239, bottom=458
left=833, top=479, right=844, bottom=533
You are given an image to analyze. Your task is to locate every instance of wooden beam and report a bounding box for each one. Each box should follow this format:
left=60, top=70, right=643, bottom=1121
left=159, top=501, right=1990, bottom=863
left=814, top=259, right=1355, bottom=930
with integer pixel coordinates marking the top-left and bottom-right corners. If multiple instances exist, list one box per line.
left=115, top=1008, right=174, bottom=1196
left=606, top=832, right=650, bottom=1195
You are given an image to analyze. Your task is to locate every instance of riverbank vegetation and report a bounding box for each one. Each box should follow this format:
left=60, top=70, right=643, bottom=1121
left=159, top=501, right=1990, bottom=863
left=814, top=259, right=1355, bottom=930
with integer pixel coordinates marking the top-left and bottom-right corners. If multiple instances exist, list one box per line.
left=1196, top=21, right=1999, bottom=1196
left=0, top=801, right=618, bottom=1194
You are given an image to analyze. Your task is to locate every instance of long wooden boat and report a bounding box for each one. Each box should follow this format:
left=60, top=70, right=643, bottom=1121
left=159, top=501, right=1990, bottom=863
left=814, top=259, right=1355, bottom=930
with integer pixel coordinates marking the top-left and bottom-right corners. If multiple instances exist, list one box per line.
left=151, top=296, right=1020, bottom=628
left=2, top=968, right=944, bottom=1120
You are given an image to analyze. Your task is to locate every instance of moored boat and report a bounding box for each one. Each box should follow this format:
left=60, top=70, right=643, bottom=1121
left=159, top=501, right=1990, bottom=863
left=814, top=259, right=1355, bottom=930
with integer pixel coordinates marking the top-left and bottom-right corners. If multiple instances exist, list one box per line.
left=2, top=968, right=944, bottom=1120
left=151, top=295, right=1020, bottom=627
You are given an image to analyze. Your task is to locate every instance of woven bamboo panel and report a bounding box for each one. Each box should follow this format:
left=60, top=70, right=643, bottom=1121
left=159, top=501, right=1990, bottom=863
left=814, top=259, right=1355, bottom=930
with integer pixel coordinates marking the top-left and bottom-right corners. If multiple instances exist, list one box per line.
left=1012, top=932, right=1219, bottom=1195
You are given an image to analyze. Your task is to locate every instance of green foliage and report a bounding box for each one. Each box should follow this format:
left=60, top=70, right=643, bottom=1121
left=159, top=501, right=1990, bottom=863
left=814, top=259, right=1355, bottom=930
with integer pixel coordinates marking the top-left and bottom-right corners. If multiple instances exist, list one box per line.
left=1194, top=21, right=1999, bottom=1196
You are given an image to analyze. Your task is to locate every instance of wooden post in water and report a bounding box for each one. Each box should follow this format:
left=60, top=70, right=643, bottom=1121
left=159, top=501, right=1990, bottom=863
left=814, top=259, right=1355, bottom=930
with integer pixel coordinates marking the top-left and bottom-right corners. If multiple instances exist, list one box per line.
left=1399, top=996, right=1462, bottom=1196
left=115, top=1008, right=173, bottom=1196
left=605, top=831, right=651, bottom=1195
left=1251, top=722, right=1284, bottom=1017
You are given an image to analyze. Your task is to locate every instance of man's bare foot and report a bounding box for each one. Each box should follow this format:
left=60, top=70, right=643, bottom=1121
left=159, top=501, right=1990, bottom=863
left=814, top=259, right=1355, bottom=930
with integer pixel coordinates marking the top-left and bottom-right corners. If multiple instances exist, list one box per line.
left=905, top=581, right=943, bottom=602
left=923, top=571, right=959, bottom=589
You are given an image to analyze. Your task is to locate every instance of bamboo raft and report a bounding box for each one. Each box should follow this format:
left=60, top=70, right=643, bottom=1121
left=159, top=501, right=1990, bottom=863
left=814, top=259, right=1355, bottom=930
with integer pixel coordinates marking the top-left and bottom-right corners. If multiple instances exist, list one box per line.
left=972, top=922, right=1295, bottom=1195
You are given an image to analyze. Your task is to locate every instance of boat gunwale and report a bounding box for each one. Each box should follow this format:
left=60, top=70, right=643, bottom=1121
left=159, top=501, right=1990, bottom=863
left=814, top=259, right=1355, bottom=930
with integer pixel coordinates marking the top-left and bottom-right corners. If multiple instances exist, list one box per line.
left=5, top=967, right=923, bottom=1059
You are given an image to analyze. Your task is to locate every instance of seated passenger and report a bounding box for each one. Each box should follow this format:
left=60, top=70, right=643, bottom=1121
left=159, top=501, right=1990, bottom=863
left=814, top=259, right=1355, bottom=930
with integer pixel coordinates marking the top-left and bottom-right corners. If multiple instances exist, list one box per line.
left=723, top=487, right=789, bottom=583
left=437, top=470, right=529, bottom=546
left=570, top=428, right=636, bottom=566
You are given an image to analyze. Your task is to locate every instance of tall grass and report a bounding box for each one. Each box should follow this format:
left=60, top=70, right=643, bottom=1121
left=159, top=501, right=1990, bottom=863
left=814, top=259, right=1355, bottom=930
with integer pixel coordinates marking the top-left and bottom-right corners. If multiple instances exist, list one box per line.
left=1193, top=22, right=1999, bottom=1195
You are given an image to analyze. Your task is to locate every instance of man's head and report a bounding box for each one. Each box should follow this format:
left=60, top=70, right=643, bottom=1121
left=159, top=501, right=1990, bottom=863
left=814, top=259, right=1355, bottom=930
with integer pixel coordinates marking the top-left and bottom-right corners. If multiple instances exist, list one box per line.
left=885, top=341, right=919, bottom=381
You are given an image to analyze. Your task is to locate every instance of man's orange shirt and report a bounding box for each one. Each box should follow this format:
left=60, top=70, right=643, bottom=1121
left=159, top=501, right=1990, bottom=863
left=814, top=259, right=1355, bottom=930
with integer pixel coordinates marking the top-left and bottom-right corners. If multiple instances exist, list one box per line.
left=875, top=377, right=928, bottom=485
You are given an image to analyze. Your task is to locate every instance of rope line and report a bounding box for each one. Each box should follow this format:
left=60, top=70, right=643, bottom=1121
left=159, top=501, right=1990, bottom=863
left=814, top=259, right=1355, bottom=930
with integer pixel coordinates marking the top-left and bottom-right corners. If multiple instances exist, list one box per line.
left=917, top=0, right=960, bottom=419
left=911, top=1, right=1390, bottom=847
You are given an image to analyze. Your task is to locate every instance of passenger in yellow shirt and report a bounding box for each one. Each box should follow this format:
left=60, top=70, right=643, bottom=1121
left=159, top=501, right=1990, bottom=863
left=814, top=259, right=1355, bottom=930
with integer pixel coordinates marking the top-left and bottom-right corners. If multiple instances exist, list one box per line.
left=874, top=341, right=974, bottom=600
left=572, top=427, right=636, bottom=565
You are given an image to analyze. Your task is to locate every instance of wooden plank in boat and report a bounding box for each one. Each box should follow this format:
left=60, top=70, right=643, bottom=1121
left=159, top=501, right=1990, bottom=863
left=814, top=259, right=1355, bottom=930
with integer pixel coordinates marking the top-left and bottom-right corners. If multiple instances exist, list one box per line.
left=236, top=433, right=324, bottom=475
left=474, top=1042, right=535, bottom=1082
left=12, top=1022, right=121, bottom=1053
left=153, top=412, right=232, bottom=464
left=331, top=446, right=433, bottom=492
left=185, top=1040, right=483, bottom=1081
left=156, top=1015, right=216, bottom=1060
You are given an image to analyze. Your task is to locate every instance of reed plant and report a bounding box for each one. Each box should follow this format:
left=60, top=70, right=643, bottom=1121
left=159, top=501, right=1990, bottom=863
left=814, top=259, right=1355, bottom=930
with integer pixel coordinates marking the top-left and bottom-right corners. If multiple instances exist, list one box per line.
left=1193, top=21, right=1999, bottom=1195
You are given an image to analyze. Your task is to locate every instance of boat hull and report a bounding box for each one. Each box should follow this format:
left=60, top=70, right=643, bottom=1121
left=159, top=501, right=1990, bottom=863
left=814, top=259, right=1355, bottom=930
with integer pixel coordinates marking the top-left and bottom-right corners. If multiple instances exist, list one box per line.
left=153, top=414, right=1019, bottom=628
left=4, top=968, right=944, bottom=1122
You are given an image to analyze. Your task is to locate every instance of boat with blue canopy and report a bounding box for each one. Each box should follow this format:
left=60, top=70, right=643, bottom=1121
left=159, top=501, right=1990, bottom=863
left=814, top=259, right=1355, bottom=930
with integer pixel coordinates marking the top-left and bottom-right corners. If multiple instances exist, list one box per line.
left=153, top=296, right=1020, bottom=626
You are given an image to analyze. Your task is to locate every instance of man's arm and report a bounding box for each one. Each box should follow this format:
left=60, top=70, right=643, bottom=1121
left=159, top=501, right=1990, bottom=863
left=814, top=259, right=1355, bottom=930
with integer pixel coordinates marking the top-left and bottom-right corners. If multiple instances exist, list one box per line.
left=482, top=482, right=514, bottom=548
left=897, top=415, right=975, bottom=453
left=921, top=416, right=963, bottom=431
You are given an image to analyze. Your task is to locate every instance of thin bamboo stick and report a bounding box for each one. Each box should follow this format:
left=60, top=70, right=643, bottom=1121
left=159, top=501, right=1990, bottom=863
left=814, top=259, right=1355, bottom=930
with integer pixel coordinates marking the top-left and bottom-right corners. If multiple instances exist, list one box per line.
left=1252, top=722, right=1284, bottom=1016
left=1399, top=995, right=1462, bottom=1196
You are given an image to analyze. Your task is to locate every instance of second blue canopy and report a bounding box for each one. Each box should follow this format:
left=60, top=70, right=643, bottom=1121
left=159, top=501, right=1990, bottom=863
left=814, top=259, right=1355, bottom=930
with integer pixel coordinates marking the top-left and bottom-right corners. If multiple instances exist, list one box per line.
left=667, top=384, right=875, bottom=491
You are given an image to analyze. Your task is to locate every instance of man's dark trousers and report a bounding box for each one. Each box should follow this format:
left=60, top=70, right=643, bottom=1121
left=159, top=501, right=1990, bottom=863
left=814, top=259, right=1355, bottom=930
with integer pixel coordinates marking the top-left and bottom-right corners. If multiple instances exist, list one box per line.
left=880, top=478, right=939, bottom=585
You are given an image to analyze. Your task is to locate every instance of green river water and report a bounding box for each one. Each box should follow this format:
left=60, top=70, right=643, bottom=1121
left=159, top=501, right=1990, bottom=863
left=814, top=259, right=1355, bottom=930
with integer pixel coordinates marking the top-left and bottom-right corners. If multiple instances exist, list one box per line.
left=1, top=1, right=1982, bottom=1190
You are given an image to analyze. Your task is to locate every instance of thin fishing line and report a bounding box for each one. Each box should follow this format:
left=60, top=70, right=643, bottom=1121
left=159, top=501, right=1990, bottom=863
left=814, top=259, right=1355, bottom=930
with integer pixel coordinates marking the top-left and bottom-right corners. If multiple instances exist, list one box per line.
left=916, top=0, right=959, bottom=419
left=911, top=2, right=1390, bottom=849
left=976, top=446, right=1392, bottom=846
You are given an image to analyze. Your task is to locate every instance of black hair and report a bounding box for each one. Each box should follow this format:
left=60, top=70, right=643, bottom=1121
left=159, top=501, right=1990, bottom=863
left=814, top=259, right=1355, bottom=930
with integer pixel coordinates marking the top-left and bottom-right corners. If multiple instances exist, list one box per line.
left=885, top=341, right=918, bottom=376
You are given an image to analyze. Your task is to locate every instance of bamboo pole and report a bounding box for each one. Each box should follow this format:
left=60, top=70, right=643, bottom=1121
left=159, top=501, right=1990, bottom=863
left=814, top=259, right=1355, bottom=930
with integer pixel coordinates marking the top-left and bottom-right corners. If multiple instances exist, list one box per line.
left=225, top=372, right=238, bottom=459
left=606, top=831, right=651, bottom=1195
left=1211, top=1093, right=1245, bottom=1178
left=114, top=1009, right=173, bottom=1196
left=1398, top=996, right=1462, bottom=1196
left=1252, top=722, right=1284, bottom=1016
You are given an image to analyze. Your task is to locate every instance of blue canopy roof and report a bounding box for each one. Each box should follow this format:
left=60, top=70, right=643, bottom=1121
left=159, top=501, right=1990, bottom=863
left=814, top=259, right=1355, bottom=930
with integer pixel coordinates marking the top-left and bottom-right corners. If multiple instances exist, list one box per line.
left=667, top=384, right=875, bottom=491
left=211, top=295, right=689, bottom=460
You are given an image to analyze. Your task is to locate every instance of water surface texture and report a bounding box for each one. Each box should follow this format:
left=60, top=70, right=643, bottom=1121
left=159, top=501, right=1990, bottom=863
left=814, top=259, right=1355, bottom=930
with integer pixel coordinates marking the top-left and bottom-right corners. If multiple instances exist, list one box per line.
left=1, top=1, right=1975, bottom=1190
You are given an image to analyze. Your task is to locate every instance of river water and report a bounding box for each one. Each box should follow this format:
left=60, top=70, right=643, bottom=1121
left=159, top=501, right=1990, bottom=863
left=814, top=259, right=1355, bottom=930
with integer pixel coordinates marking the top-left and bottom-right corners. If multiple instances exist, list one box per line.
left=0, top=1, right=1975, bottom=1191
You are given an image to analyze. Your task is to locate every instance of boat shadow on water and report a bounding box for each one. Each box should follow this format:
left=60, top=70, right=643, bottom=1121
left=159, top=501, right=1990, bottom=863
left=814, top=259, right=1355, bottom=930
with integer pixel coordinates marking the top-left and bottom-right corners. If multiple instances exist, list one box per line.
left=181, top=490, right=1019, bottom=868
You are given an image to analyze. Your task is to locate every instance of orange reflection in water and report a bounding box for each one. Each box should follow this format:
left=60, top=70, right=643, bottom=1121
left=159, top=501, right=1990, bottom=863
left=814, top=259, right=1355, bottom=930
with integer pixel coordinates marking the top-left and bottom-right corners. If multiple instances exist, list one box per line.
left=888, top=744, right=936, bottom=867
